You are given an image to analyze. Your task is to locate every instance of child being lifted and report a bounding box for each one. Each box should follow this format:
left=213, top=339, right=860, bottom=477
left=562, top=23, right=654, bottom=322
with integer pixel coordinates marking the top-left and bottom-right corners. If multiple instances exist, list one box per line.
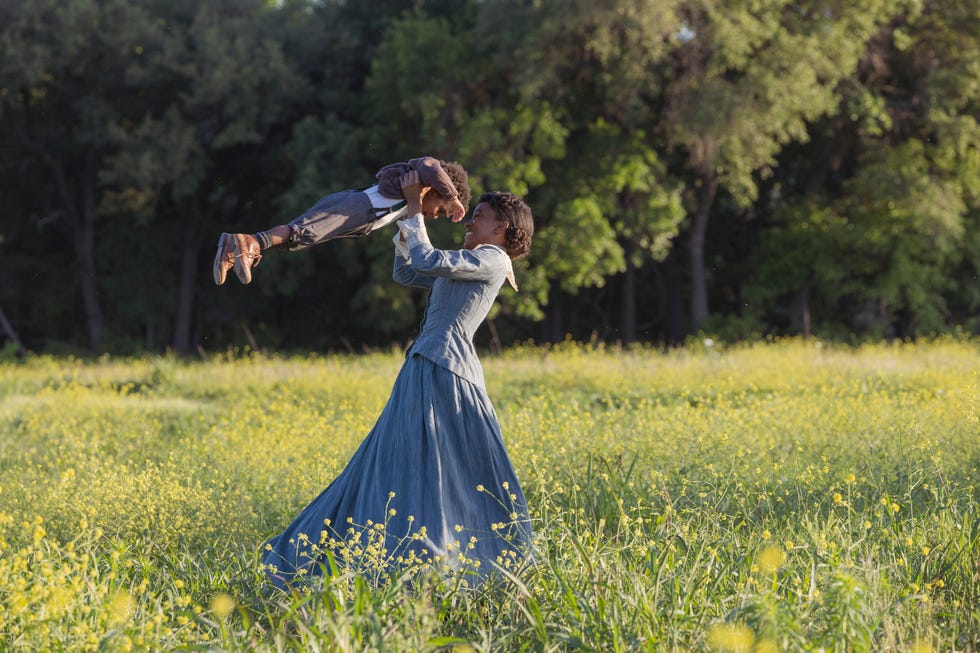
left=213, top=156, right=470, bottom=285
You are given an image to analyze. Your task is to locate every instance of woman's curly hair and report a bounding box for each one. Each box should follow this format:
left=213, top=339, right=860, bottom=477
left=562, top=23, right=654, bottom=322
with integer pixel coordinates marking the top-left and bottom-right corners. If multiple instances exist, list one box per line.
left=478, top=191, right=534, bottom=259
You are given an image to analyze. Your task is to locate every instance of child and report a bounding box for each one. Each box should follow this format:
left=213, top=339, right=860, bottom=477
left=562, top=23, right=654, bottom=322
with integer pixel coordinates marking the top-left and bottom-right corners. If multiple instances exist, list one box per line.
left=213, top=157, right=470, bottom=285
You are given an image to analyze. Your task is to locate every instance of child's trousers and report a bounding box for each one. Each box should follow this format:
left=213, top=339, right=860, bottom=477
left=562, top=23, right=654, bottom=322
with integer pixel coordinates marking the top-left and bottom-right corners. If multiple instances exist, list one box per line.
left=284, top=189, right=392, bottom=251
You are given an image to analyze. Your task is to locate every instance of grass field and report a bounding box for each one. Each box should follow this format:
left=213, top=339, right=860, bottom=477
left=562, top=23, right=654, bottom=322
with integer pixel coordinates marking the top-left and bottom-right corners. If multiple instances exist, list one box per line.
left=0, top=339, right=978, bottom=651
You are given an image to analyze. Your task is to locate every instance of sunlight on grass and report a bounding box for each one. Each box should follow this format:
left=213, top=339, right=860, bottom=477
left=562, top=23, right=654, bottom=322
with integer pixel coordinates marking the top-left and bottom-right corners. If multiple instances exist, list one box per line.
left=0, top=338, right=977, bottom=650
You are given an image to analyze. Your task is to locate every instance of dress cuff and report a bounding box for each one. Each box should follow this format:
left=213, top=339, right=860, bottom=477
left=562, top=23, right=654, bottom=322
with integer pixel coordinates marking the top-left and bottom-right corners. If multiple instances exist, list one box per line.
left=396, top=214, right=431, bottom=251
left=392, top=229, right=412, bottom=261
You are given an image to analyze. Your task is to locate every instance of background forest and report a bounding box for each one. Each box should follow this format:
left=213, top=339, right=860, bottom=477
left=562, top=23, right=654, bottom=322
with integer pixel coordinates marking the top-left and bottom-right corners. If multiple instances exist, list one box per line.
left=1, top=0, right=978, bottom=356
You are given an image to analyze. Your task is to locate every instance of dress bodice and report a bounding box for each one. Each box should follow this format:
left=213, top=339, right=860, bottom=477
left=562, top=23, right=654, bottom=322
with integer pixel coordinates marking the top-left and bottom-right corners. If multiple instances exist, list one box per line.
left=392, top=215, right=512, bottom=387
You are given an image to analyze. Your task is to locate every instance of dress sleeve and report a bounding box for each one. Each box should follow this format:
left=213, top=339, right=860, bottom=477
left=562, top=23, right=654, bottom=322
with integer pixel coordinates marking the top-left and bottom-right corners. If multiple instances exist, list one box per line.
left=397, top=214, right=508, bottom=283
left=408, top=157, right=459, bottom=201
left=392, top=226, right=435, bottom=289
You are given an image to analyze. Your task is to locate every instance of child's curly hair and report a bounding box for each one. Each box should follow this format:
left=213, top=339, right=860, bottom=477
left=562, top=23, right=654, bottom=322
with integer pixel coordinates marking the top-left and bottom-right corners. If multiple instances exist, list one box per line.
left=479, top=191, right=534, bottom=260
left=439, top=160, right=471, bottom=209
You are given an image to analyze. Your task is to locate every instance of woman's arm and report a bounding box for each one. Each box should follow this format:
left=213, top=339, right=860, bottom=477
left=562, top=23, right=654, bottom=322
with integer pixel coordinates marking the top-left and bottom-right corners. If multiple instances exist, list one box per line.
left=392, top=229, right=435, bottom=289
left=396, top=171, right=508, bottom=282
left=397, top=214, right=509, bottom=283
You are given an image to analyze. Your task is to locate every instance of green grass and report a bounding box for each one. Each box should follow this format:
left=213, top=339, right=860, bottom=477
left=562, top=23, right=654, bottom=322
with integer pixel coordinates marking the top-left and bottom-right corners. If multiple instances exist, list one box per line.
left=0, top=339, right=978, bottom=651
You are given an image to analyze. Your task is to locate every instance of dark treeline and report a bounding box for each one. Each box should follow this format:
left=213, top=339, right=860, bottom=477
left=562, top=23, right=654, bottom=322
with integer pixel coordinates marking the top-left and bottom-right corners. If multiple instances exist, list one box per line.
left=1, top=0, right=977, bottom=356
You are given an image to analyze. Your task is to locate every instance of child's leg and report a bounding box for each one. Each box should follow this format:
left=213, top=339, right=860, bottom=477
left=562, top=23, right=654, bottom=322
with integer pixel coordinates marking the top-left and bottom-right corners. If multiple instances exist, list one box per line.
left=284, top=190, right=379, bottom=250
left=254, top=225, right=293, bottom=249
left=213, top=190, right=379, bottom=286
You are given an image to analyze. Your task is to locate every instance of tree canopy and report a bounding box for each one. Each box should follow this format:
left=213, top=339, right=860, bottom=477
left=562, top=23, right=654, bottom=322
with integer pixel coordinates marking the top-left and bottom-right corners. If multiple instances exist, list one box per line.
left=1, top=0, right=976, bottom=355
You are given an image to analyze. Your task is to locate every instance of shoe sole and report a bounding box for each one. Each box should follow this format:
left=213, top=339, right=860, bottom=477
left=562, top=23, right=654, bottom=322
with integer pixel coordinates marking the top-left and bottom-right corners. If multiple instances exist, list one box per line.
left=213, top=233, right=230, bottom=285
left=233, top=234, right=253, bottom=285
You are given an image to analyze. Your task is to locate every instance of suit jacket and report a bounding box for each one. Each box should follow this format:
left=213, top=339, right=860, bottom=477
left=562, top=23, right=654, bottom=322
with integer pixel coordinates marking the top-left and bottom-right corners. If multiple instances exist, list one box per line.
left=375, top=156, right=459, bottom=201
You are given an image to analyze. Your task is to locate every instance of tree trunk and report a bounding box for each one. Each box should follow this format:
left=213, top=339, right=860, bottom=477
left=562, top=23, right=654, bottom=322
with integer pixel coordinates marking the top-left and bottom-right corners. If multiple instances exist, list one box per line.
left=663, top=248, right=686, bottom=345
left=619, top=239, right=636, bottom=344
left=485, top=318, right=502, bottom=354
left=172, top=213, right=201, bottom=355
left=807, top=122, right=856, bottom=195
left=791, top=280, right=812, bottom=338
left=16, top=120, right=104, bottom=351
left=0, top=306, right=27, bottom=356
left=74, top=165, right=103, bottom=352
left=689, top=170, right=718, bottom=332
left=543, top=288, right=564, bottom=343
left=50, top=150, right=103, bottom=351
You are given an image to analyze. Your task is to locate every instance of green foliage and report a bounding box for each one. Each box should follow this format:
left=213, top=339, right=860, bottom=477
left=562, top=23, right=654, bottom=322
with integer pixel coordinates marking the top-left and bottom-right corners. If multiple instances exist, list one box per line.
left=665, top=0, right=895, bottom=205
left=277, top=115, right=364, bottom=218
left=537, top=197, right=626, bottom=292
left=532, top=121, right=683, bottom=290
left=506, top=0, right=679, bottom=124
left=587, top=122, right=685, bottom=265
left=101, top=0, right=306, bottom=197
left=456, top=103, right=567, bottom=198
left=841, top=142, right=962, bottom=330
left=363, top=10, right=470, bottom=155
left=1, top=0, right=979, bottom=353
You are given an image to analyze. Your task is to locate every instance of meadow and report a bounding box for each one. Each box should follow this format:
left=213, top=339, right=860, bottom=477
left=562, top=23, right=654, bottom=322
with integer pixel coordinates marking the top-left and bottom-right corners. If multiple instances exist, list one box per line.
left=0, top=339, right=977, bottom=652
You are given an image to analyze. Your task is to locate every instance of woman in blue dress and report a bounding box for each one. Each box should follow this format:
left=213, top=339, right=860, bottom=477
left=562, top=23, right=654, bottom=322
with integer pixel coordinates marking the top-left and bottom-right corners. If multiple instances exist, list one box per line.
left=262, top=171, right=534, bottom=585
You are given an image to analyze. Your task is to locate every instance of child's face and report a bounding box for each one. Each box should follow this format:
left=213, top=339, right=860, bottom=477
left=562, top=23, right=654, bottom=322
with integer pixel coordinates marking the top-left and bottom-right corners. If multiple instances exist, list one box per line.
left=420, top=189, right=452, bottom=219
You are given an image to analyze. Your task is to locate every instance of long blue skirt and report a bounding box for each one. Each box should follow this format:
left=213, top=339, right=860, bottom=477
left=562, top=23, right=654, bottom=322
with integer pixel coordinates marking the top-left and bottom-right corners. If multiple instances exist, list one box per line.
left=261, top=355, right=532, bottom=584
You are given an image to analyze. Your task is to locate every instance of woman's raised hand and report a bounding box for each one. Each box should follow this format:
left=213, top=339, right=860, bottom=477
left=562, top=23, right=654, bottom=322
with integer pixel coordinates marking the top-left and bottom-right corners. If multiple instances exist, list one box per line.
left=399, top=171, right=425, bottom=216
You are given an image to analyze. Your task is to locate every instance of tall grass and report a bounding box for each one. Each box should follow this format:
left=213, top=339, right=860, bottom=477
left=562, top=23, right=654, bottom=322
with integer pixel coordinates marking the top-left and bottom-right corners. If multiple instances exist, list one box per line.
left=0, top=339, right=977, bottom=651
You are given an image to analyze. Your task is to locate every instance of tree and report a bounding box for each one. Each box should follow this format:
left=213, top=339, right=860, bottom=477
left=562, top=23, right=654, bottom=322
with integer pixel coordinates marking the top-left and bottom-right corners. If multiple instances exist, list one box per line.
left=359, top=7, right=567, bottom=340
left=663, top=0, right=900, bottom=332
left=533, top=123, right=684, bottom=342
left=0, top=0, right=145, bottom=350
left=2, top=0, right=977, bottom=352
left=461, top=0, right=686, bottom=341
left=99, top=0, right=306, bottom=353
left=746, top=0, right=980, bottom=337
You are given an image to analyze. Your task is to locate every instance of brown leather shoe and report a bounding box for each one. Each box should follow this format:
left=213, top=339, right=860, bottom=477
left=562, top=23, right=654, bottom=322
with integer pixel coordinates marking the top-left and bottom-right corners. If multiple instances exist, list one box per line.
left=212, top=233, right=235, bottom=285
left=232, top=233, right=262, bottom=284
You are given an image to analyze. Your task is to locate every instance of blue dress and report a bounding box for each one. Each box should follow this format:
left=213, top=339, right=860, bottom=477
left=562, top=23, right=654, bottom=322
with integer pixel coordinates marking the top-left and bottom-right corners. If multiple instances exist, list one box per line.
left=262, top=216, right=531, bottom=584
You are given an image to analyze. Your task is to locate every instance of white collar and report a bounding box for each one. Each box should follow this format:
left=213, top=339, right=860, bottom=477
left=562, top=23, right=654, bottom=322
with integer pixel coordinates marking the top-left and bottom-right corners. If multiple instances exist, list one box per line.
left=476, top=244, right=518, bottom=291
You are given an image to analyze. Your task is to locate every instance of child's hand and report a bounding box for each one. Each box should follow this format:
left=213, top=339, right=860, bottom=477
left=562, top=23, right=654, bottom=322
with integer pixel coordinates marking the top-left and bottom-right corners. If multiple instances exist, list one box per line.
left=447, top=198, right=466, bottom=222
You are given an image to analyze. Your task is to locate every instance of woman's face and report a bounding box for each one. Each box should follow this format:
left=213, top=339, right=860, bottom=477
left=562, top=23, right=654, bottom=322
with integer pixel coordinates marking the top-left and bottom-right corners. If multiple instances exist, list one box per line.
left=463, top=202, right=507, bottom=250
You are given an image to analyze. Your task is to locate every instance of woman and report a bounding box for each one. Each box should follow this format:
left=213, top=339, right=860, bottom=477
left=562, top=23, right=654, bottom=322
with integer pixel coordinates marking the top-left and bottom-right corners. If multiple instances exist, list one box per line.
left=262, top=171, right=534, bottom=585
